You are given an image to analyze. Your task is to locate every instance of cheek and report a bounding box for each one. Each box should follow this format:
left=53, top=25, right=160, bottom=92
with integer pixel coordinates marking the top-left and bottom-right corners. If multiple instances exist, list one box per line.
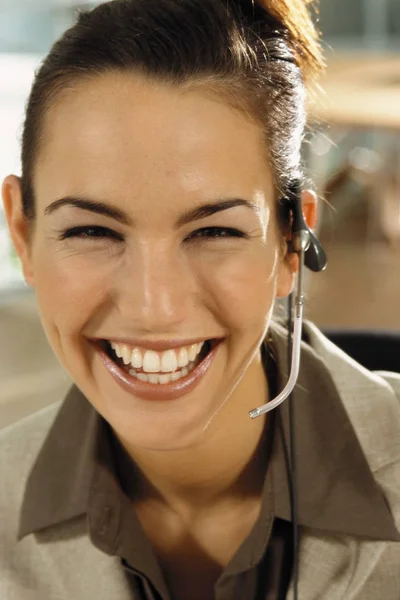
left=30, top=236, right=279, bottom=342
left=193, top=245, right=279, bottom=330
left=31, top=246, right=115, bottom=334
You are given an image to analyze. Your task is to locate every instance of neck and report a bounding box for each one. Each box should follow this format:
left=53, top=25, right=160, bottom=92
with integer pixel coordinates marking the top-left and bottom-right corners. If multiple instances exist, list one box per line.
left=116, top=352, right=270, bottom=515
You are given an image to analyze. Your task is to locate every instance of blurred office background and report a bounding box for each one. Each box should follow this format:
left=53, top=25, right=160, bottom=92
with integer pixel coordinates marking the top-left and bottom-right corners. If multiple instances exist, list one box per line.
left=0, top=0, right=399, bottom=426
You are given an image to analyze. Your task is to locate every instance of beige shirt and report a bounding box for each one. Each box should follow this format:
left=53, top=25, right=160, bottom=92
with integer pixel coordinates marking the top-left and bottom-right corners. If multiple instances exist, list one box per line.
left=1, top=321, right=400, bottom=599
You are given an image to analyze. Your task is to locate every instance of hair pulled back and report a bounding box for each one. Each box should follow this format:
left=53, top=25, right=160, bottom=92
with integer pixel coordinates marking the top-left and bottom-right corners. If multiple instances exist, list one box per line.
left=21, top=0, right=323, bottom=221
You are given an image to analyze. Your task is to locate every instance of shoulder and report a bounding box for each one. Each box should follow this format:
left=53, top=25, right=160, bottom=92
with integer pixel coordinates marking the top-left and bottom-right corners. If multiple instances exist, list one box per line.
left=0, top=401, right=63, bottom=533
left=303, top=321, right=400, bottom=420
left=0, top=400, right=62, bottom=463
left=377, top=371, right=400, bottom=399
left=303, top=321, right=400, bottom=518
left=0, top=400, right=64, bottom=599
left=302, top=321, right=400, bottom=446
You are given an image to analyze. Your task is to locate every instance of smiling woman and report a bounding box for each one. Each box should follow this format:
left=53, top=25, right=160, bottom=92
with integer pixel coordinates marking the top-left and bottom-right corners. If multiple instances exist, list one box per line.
left=13, top=74, right=287, bottom=449
left=1, top=1, right=400, bottom=600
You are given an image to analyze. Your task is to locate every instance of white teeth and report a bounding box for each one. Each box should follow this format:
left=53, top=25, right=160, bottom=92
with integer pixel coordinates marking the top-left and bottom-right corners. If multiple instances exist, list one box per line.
left=177, top=347, right=189, bottom=368
left=170, top=371, right=182, bottom=381
left=188, top=344, right=198, bottom=361
left=110, top=339, right=209, bottom=376
left=160, top=350, right=178, bottom=373
left=128, top=369, right=184, bottom=384
left=111, top=342, right=123, bottom=358
left=121, top=345, right=132, bottom=365
left=143, top=350, right=161, bottom=373
left=135, top=373, right=148, bottom=383
left=130, top=348, right=142, bottom=369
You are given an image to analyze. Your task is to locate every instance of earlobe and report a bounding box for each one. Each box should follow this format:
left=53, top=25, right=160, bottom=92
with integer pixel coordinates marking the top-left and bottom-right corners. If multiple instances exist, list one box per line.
left=2, top=175, right=35, bottom=287
left=275, top=250, right=298, bottom=299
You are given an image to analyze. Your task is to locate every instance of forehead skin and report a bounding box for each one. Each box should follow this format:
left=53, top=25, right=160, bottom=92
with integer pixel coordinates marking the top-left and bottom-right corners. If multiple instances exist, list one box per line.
left=33, top=72, right=276, bottom=222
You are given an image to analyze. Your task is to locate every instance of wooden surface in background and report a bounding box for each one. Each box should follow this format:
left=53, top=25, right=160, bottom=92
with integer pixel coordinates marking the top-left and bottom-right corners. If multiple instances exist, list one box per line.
left=306, top=240, right=400, bottom=330
left=308, top=54, right=400, bottom=130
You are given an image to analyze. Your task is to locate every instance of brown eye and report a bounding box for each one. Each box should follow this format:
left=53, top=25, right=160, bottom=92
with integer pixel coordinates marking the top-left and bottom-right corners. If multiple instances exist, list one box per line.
left=187, top=227, right=247, bottom=240
left=60, top=226, right=123, bottom=241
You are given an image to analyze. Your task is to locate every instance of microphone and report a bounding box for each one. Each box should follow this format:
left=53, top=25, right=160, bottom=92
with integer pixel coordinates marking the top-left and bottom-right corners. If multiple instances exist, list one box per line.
left=249, top=195, right=327, bottom=419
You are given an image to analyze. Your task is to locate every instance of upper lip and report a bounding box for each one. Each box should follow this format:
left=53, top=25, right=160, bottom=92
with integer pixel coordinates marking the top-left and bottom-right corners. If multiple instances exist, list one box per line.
left=94, top=337, right=222, bottom=351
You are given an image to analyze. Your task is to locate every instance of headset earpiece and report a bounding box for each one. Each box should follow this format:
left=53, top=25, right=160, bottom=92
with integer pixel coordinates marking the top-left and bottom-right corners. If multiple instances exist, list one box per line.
left=286, top=185, right=328, bottom=273
left=303, top=228, right=327, bottom=272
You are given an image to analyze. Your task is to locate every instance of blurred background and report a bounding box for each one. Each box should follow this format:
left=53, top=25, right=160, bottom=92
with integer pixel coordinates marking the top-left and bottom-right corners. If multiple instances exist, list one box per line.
left=0, top=0, right=399, bottom=427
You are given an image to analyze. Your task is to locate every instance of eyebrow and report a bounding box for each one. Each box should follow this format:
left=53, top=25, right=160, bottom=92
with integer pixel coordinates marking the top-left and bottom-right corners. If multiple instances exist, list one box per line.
left=44, top=196, right=259, bottom=226
left=44, top=197, right=132, bottom=225
left=176, top=198, right=260, bottom=227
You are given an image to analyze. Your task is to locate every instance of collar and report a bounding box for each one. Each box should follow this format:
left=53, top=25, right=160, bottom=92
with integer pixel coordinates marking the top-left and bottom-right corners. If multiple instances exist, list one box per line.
left=18, top=321, right=400, bottom=543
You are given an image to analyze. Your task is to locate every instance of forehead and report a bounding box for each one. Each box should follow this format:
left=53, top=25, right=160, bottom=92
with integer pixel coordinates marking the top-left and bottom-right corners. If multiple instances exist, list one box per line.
left=34, top=72, right=274, bottom=205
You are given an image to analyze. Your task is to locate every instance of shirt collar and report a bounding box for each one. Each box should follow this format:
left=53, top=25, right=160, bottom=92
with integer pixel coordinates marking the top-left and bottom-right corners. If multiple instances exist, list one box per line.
left=18, top=322, right=400, bottom=544
left=18, top=385, right=97, bottom=540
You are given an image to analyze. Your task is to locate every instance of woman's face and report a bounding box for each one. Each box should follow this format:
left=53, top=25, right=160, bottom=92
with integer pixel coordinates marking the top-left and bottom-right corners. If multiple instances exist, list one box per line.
left=3, top=73, right=295, bottom=450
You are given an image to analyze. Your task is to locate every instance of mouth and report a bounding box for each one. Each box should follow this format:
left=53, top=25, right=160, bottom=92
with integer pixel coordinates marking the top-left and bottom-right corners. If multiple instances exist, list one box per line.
left=94, top=338, right=222, bottom=401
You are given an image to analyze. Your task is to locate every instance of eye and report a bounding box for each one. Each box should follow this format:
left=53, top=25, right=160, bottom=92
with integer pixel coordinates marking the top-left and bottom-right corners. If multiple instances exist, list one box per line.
left=186, top=227, right=248, bottom=241
left=60, top=226, right=123, bottom=241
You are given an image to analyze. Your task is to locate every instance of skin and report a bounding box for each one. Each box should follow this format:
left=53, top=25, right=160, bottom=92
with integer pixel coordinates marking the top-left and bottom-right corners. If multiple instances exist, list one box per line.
left=2, top=72, right=316, bottom=590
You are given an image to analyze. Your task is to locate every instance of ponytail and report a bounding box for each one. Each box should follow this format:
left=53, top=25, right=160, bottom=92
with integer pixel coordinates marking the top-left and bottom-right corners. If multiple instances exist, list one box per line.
left=256, top=0, right=324, bottom=79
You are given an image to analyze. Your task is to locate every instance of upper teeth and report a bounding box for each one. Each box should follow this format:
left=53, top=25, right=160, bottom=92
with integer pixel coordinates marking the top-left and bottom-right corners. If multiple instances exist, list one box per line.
left=109, top=341, right=204, bottom=373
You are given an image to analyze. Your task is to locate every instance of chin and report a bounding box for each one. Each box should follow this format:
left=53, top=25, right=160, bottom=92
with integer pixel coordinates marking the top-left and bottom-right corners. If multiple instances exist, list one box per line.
left=105, top=402, right=222, bottom=452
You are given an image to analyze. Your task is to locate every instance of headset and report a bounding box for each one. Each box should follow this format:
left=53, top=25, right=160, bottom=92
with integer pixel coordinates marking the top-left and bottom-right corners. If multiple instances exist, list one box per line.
left=249, top=185, right=327, bottom=599
left=249, top=186, right=327, bottom=418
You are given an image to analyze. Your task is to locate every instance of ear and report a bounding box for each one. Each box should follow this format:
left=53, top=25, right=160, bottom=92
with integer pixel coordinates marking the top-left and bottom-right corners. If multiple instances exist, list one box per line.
left=2, top=175, right=35, bottom=287
left=301, top=189, right=318, bottom=230
left=275, top=189, right=318, bottom=298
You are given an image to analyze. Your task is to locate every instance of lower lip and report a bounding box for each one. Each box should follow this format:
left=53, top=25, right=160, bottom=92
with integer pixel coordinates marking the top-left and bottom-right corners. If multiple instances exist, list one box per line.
left=95, top=341, right=221, bottom=401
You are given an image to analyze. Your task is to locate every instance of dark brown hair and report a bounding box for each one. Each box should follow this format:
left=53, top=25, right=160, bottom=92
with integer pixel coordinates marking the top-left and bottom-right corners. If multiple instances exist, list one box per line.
left=21, top=0, right=323, bottom=221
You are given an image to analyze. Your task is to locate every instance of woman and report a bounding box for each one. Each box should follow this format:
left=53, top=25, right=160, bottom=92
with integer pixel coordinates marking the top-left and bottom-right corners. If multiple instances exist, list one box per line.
left=1, top=1, right=400, bottom=599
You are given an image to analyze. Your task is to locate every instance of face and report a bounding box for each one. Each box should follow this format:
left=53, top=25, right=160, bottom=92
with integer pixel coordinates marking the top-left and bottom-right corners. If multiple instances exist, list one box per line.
left=3, top=73, right=296, bottom=451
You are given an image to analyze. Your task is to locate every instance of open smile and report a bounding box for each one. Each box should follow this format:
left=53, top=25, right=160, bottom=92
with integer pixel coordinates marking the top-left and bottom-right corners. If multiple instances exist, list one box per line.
left=94, top=338, right=222, bottom=401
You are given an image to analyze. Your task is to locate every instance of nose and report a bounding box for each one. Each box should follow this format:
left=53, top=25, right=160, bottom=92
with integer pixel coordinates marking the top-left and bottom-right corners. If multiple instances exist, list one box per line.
left=115, top=241, right=196, bottom=334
